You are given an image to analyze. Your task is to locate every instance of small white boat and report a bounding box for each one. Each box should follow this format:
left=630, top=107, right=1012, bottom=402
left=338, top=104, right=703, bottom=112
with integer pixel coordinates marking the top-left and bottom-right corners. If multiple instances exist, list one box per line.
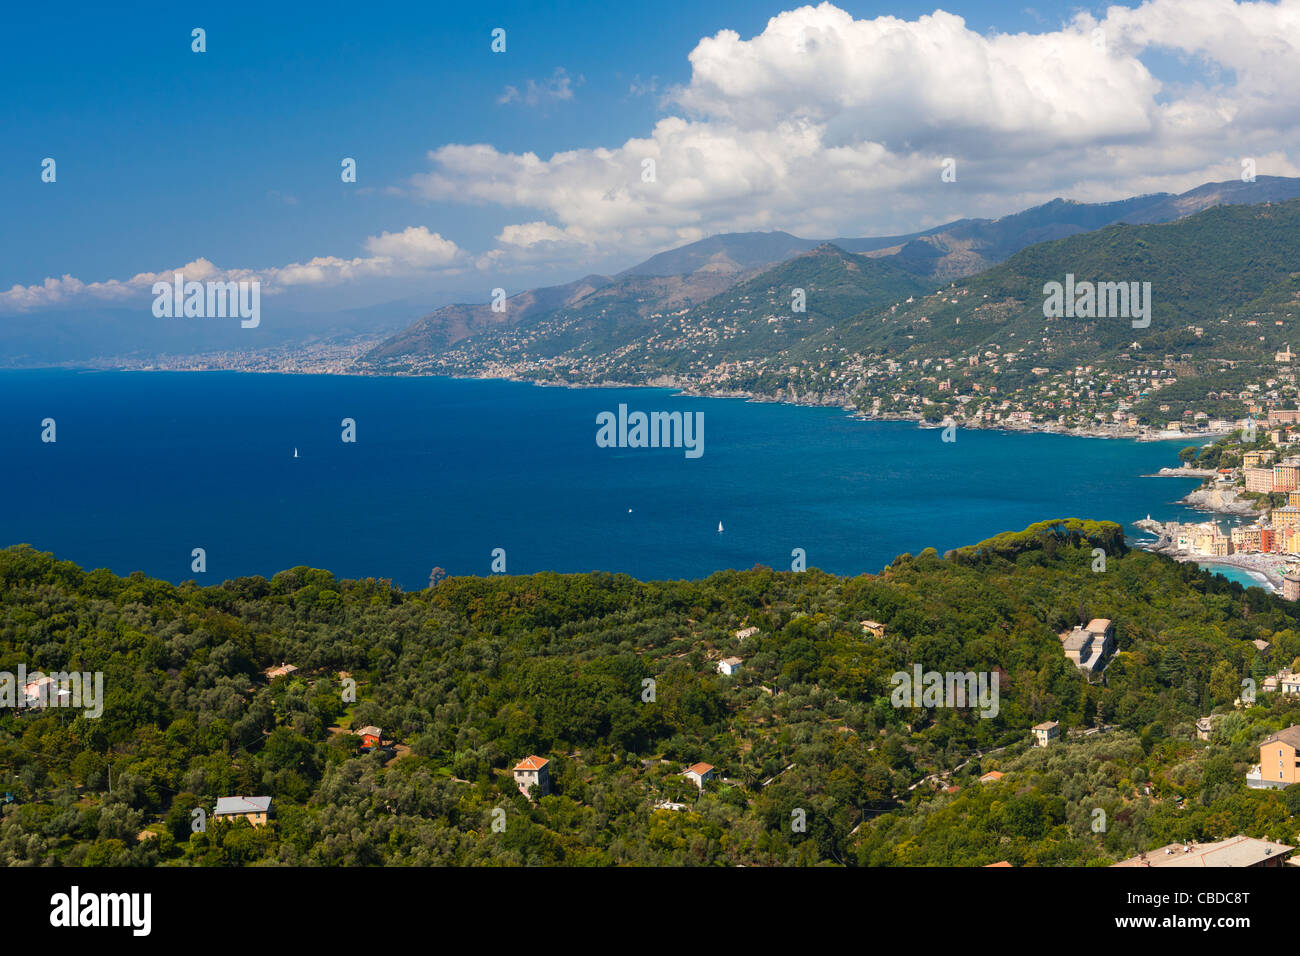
left=293, top=448, right=299, bottom=458
left=718, top=521, right=724, bottom=534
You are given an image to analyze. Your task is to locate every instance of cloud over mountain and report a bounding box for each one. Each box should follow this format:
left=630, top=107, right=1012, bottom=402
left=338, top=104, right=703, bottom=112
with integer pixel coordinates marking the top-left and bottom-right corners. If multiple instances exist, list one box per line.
left=8, top=0, right=1300, bottom=311
left=414, top=0, right=1300, bottom=269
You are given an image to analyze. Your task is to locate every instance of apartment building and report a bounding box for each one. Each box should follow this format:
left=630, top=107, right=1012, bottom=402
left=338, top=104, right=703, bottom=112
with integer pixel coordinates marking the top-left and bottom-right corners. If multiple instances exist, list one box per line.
left=1231, top=525, right=1263, bottom=552
left=1276, top=506, right=1300, bottom=533
left=1276, top=461, right=1300, bottom=492
left=1245, top=467, right=1276, bottom=493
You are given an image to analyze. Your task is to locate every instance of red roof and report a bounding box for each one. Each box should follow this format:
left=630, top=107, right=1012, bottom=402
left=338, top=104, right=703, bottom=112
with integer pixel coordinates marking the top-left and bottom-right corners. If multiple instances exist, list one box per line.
left=685, top=762, right=714, bottom=776
left=514, top=755, right=549, bottom=771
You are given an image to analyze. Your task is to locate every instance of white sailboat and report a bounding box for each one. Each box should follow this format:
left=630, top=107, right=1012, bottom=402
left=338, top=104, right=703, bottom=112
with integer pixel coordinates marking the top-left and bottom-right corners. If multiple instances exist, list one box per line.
left=718, top=521, right=724, bottom=534
left=293, top=447, right=299, bottom=458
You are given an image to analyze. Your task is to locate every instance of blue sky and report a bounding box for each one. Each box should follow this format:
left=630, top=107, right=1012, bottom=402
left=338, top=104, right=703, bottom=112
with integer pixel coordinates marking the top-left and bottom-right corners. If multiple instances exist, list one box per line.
left=3, top=0, right=1295, bottom=314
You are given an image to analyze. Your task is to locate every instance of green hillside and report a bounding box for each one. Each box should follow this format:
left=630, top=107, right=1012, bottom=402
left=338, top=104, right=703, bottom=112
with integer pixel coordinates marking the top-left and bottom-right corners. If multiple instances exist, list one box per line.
left=3, top=520, right=1300, bottom=866
left=786, top=200, right=1300, bottom=365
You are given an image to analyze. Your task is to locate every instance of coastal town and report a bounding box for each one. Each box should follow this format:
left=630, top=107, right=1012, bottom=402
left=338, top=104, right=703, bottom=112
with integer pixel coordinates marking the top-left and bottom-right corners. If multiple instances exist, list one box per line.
left=354, top=250, right=1300, bottom=445
left=1138, top=407, right=1300, bottom=595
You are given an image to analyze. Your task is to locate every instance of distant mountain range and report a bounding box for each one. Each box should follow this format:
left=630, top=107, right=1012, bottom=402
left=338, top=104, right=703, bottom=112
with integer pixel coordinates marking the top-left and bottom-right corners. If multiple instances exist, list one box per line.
left=0, top=297, right=424, bottom=368
left=364, top=176, right=1300, bottom=372
left=784, top=199, right=1300, bottom=372
left=5, top=176, right=1300, bottom=371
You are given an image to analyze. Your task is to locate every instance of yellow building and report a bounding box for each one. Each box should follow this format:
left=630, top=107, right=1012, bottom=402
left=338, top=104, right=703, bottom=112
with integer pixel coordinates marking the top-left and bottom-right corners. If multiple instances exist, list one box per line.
left=214, top=795, right=272, bottom=826
left=1212, top=531, right=1232, bottom=556
left=1232, top=525, right=1263, bottom=552
left=860, top=620, right=886, bottom=639
left=1248, top=726, right=1300, bottom=789
left=1275, top=506, right=1300, bottom=533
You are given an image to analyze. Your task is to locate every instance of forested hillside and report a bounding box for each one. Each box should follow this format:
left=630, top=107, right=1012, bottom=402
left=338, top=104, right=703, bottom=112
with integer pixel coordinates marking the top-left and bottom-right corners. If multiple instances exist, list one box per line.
left=2, top=519, right=1299, bottom=866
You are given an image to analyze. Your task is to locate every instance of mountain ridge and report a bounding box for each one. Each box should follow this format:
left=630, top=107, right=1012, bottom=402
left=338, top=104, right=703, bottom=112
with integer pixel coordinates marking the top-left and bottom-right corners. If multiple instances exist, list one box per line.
left=365, top=176, right=1300, bottom=370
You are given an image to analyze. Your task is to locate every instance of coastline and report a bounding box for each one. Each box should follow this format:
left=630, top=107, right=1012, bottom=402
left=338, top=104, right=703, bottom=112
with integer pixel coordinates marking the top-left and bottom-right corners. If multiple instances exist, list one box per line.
left=48, top=352, right=1232, bottom=445
left=1, top=366, right=1288, bottom=596
left=1181, top=553, right=1283, bottom=591
left=4, top=366, right=1261, bottom=588
left=1135, top=518, right=1284, bottom=591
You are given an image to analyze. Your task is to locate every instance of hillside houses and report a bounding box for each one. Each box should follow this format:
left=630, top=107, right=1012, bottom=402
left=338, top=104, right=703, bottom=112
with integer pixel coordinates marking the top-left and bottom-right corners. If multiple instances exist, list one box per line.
left=1261, top=669, right=1300, bottom=696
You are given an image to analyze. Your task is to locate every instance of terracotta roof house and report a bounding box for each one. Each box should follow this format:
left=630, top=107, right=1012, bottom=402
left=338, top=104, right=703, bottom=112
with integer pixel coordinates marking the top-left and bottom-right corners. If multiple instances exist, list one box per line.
left=513, top=755, right=551, bottom=798
left=265, top=662, right=298, bottom=680
left=682, top=762, right=715, bottom=789
left=357, top=725, right=382, bottom=748
left=21, top=675, right=56, bottom=709
left=979, top=771, right=1005, bottom=784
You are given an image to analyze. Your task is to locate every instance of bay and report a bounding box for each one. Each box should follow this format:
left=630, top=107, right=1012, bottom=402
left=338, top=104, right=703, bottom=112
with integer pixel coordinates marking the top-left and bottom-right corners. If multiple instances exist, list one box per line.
left=0, top=370, right=1222, bottom=589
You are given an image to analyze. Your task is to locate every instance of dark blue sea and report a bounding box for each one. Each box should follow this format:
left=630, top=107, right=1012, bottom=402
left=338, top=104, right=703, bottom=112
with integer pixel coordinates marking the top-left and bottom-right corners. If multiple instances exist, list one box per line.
left=0, top=370, right=1241, bottom=589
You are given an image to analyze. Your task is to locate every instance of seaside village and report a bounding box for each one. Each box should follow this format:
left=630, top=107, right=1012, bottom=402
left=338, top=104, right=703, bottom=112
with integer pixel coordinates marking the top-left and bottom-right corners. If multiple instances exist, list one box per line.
left=1145, top=408, right=1300, bottom=601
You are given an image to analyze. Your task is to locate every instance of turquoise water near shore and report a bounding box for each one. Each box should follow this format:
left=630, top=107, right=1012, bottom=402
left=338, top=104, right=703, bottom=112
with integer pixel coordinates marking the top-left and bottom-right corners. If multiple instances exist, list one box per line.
left=1193, top=563, right=1273, bottom=590
left=0, top=370, right=1236, bottom=589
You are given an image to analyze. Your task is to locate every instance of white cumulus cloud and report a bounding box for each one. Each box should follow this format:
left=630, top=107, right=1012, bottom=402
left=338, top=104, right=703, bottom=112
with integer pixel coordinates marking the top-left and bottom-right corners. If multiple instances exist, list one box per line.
left=415, top=0, right=1300, bottom=272
left=2, top=228, right=463, bottom=312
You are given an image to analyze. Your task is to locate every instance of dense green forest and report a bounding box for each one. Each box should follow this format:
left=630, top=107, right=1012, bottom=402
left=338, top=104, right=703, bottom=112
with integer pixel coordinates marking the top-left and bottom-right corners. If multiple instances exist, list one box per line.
left=2, top=518, right=1299, bottom=866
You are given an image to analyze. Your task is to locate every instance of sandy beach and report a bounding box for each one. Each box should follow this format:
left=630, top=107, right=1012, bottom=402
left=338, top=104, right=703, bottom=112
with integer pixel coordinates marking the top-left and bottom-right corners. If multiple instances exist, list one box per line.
left=1171, top=552, right=1288, bottom=591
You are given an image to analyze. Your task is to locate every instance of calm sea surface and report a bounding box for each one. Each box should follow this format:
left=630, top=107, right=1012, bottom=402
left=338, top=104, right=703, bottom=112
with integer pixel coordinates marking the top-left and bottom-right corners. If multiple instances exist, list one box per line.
left=0, top=370, right=1238, bottom=589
